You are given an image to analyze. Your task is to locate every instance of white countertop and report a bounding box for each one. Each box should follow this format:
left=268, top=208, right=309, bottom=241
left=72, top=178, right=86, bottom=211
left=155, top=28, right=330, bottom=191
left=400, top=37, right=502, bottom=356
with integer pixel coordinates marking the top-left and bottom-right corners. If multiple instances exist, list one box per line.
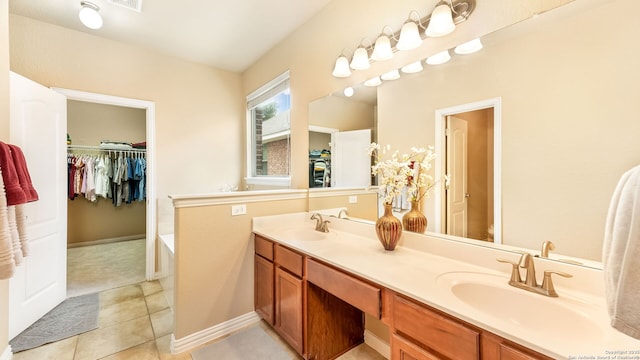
left=253, top=212, right=640, bottom=360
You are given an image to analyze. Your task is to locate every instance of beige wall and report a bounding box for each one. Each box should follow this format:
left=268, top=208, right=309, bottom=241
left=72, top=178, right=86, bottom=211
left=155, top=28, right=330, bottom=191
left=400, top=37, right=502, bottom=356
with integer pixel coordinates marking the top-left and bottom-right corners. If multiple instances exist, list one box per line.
left=308, top=191, right=378, bottom=222
left=67, top=101, right=146, bottom=245
left=173, top=197, right=306, bottom=339
left=0, top=0, right=9, bottom=352
left=378, top=0, right=640, bottom=260
left=67, top=100, right=146, bottom=145
left=9, top=14, right=245, bottom=208
left=308, top=95, right=374, bottom=131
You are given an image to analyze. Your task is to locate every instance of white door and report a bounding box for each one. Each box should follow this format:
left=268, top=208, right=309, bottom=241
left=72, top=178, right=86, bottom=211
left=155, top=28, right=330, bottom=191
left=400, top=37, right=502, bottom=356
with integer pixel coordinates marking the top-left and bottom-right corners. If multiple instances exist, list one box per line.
left=331, top=129, right=371, bottom=187
left=9, top=72, right=67, bottom=339
left=446, top=116, right=468, bottom=237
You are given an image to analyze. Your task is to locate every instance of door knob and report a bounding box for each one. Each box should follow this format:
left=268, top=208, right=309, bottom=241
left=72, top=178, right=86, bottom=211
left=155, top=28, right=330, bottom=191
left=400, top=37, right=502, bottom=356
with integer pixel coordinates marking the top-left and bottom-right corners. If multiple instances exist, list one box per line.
left=465, top=193, right=470, bottom=198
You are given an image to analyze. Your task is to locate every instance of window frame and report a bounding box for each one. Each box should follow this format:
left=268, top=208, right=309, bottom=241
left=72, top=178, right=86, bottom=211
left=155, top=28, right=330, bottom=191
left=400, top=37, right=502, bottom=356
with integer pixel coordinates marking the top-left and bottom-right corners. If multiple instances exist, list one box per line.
left=245, top=70, right=291, bottom=188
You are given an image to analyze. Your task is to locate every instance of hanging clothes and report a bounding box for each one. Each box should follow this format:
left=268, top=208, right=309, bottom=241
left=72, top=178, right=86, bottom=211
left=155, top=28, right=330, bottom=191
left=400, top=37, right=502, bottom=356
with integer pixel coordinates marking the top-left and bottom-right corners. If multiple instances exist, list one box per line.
left=67, top=147, right=146, bottom=207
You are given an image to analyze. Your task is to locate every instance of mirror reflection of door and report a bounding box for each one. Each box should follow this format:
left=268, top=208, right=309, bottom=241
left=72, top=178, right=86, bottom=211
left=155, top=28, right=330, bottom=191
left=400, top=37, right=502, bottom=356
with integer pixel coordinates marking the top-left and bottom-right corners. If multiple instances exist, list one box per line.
left=446, top=115, right=469, bottom=237
left=331, top=129, right=371, bottom=188
left=444, top=108, right=494, bottom=241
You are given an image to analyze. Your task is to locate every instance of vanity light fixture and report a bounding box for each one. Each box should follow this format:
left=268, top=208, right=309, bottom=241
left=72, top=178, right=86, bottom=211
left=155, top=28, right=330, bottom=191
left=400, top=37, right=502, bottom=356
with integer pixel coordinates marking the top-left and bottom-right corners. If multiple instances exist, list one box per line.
left=330, top=0, right=476, bottom=78
left=454, top=37, right=483, bottom=54
left=332, top=53, right=352, bottom=78
left=425, top=1, right=456, bottom=37
left=364, top=76, right=382, bottom=87
left=426, top=50, right=451, bottom=65
left=381, top=69, right=401, bottom=81
left=343, top=87, right=354, bottom=97
left=371, top=26, right=395, bottom=61
left=396, top=11, right=423, bottom=51
left=401, top=61, right=424, bottom=74
left=350, top=45, right=371, bottom=70
left=79, top=1, right=103, bottom=30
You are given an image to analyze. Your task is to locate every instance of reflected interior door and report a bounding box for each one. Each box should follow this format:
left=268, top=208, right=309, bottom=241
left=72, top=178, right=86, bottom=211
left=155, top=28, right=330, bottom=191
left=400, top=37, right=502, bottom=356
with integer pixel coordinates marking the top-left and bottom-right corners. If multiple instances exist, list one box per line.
left=331, top=129, right=371, bottom=187
left=9, top=72, right=67, bottom=339
left=446, top=115, right=468, bottom=237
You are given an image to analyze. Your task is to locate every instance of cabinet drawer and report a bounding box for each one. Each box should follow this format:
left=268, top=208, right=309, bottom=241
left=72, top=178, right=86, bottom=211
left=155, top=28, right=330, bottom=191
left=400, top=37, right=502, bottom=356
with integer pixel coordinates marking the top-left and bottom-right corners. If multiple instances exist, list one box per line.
left=391, top=333, right=443, bottom=360
left=275, top=245, right=303, bottom=277
left=255, top=235, right=274, bottom=261
left=393, top=295, right=479, bottom=360
left=307, top=258, right=381, bottom=318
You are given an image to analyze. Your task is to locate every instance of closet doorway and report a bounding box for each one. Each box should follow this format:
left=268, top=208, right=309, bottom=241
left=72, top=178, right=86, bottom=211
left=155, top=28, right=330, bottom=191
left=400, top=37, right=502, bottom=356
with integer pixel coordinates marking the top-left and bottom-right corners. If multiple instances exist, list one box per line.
left=54, top=88, right=157, bottom=295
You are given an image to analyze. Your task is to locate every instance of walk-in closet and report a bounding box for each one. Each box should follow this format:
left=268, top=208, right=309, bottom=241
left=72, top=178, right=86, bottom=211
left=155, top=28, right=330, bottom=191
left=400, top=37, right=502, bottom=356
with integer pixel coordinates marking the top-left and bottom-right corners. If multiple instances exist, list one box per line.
left=66, top=100, right=147, bottom=297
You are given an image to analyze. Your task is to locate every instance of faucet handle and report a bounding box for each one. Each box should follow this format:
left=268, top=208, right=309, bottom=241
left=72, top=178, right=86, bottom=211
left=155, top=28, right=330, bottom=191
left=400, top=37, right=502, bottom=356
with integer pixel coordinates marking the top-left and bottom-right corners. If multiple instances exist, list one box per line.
left=541, top=270, right=572, bottom=297
left=497, top=258, right=522, bottom=283
left=319, top=220, right=330, bottom=233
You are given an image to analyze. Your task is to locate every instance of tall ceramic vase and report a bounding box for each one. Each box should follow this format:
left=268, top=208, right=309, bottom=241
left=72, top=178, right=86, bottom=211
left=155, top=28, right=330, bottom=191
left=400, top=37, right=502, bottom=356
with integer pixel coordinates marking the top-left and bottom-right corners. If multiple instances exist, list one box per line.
left=402, top=201, right=427, bottom=233
left=376, top=203, right=402, bottom=251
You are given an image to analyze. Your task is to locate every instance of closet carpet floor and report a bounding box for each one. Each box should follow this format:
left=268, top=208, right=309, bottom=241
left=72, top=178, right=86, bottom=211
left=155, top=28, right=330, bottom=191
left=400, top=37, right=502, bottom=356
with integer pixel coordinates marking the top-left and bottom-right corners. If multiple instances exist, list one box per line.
left=13, top=240, right=386, bottom=360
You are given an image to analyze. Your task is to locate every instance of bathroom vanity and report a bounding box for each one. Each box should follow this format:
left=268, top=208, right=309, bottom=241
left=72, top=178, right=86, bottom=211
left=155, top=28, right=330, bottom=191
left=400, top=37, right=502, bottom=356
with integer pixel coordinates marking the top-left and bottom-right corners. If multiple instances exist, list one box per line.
left=253, top=213, right=640, bottom=360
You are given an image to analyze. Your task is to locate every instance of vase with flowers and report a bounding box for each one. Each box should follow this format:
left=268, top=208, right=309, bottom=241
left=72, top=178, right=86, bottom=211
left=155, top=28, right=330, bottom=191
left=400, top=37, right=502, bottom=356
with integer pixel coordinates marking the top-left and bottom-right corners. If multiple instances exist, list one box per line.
left=402, top=147, right=438, bottom=233
left=368, top=143, right=442, bottom=249
left=368, top=143, right=411, bottom=250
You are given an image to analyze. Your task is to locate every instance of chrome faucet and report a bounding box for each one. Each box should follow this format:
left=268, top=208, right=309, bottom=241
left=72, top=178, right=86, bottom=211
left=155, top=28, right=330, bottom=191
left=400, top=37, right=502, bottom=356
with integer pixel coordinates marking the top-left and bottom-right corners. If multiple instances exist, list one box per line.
left=497, top=252, right=572, bottom=297
left=338, top=209, right=348, bottom=219
left=310, top=213, right=330, bottom=233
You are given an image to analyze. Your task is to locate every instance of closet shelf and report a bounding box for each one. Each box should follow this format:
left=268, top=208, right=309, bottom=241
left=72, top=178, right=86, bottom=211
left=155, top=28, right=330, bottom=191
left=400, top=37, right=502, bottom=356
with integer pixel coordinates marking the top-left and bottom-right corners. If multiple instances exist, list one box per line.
left=67, top=145, right=146, bottom=153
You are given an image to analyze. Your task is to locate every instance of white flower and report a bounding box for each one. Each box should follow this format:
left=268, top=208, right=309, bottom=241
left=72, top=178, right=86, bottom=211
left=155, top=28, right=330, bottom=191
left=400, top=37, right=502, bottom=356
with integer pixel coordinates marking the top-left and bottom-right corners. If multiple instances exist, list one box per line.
left=368, top=142, right=442, bottom=205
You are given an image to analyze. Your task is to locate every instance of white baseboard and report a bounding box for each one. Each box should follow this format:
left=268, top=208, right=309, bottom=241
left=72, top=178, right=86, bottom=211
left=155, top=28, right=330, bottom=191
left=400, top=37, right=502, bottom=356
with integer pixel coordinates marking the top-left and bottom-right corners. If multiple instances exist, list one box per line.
left=0, top=345, right=13, bottom=360
left=364, top=329, right=390, bottom=359
left=170, top=312, right=261, bottom=354
left=67, top=234, right=146, bottom=248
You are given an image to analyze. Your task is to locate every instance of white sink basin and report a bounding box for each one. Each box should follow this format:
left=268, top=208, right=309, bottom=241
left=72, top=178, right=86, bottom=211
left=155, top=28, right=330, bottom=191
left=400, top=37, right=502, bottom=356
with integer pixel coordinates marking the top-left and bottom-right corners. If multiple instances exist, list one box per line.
left=436, top=271, right=603, bottom=340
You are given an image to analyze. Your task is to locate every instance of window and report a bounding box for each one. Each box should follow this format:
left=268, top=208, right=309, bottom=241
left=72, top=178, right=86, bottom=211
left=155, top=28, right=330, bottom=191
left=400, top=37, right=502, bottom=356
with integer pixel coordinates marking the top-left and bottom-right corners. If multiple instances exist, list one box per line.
left=246, top=71, right=291, bottom=187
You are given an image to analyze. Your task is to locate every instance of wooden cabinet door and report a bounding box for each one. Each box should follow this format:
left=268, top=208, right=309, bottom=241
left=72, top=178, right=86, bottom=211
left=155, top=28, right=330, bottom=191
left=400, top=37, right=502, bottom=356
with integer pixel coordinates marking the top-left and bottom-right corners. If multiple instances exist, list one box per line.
left=481, top=332, right=553, bottom=360
left=391, top=334, right=443, bottom=360
left=254, top=254, right=274, bottom=325
left=275, top=267, right=304, bottom=355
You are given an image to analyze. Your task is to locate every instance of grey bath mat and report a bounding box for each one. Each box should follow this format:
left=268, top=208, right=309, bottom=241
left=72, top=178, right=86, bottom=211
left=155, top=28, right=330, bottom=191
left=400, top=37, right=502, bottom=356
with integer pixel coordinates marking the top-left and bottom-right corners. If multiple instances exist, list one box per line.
left=191, top=324, right=296, bottom=360
left=10, top=292, right=100, bottom=352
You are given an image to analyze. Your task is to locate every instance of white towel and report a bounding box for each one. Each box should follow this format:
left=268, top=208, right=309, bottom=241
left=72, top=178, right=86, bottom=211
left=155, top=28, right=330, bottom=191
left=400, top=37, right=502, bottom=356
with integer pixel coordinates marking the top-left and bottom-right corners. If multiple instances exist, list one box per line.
left=0, top=166, right=15, bottom=279
left=603, top=164, right=640, bottom=339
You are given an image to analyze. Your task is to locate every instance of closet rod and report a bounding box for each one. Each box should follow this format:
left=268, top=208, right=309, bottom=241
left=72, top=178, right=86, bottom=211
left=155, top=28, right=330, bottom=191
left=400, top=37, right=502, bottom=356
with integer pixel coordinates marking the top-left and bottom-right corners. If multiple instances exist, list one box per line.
left=67, top=145, right=146, bottom=153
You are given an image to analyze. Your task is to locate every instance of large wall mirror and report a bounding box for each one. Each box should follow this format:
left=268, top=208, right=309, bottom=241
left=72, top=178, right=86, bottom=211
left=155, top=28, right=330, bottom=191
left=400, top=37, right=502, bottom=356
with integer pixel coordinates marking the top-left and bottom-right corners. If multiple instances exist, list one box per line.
left=306, top=0, right=640, bottom=267
left=308, top=83, right=377, bottom=188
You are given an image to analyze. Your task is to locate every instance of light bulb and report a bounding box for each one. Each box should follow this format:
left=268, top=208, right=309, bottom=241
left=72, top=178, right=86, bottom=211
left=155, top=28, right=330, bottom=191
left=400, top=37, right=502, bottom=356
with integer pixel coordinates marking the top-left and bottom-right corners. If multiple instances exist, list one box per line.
left=455, top=38, right=483, bottom=54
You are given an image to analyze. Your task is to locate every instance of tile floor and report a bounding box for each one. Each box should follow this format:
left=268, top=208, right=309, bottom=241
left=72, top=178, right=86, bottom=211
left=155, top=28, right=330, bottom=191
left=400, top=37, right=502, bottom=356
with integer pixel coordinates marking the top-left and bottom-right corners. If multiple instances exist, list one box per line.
left=12, top=240, right=386, bottom=360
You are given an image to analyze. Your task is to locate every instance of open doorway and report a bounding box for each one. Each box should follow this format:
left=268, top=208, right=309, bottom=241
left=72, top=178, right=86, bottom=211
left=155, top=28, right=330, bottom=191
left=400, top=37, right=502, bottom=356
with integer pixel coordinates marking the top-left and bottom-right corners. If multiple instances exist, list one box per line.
left=434, top=98, right=502, bottom=244
left=54, top=89, right=156, bottom=292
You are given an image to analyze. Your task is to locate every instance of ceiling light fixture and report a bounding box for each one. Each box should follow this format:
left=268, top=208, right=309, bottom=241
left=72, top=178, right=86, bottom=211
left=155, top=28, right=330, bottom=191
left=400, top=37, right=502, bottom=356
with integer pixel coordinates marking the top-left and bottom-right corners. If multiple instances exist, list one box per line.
left=425, top=1, right=456, bottom=37
left=79, top=1, right=103, bottom=30
left=454, top=38, right=483, bottom=54
left=426, top=50, right=451, bottom=65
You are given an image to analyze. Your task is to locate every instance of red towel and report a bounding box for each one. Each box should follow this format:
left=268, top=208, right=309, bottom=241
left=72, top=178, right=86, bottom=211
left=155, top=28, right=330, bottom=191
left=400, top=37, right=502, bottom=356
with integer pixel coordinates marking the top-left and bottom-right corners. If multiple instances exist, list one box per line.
left=9, top=145, right=39, bottom=202
left=0, top=142, right=26, bottom=206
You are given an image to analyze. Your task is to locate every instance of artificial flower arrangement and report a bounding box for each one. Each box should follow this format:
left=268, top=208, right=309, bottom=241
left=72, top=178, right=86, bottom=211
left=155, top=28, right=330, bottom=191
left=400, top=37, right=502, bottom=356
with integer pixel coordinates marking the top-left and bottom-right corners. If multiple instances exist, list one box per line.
left=367, top=142, right=440, bottom=206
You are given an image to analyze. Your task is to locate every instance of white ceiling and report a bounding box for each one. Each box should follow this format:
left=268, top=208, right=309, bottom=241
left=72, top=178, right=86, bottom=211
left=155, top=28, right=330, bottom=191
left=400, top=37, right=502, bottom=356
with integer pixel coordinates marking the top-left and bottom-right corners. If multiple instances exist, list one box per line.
left=9, top=0, right=332, bottom=72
